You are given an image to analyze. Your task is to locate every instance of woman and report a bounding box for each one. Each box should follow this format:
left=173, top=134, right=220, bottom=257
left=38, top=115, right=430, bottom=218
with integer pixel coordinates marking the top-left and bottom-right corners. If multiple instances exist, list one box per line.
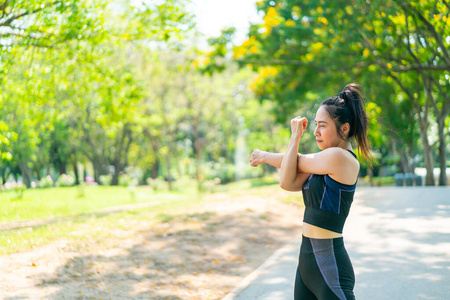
left=249, top=83, right=371, bottom=299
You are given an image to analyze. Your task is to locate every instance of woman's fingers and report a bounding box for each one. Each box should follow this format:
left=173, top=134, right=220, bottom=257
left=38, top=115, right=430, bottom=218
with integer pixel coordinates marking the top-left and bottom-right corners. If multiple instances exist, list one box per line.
left=290, top=117, right=308, bottom=135
left=250, top=149, right=263, bottom=167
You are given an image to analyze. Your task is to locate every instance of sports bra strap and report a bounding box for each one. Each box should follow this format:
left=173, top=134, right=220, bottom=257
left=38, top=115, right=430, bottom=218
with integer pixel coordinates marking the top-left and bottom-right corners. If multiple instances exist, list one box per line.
left=347, top=150, right=357, bottom=159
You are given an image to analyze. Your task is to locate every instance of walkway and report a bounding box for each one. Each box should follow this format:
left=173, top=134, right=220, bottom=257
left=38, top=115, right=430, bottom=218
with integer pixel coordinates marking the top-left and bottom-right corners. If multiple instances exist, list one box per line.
left=223, top=187, right=450, bottom=300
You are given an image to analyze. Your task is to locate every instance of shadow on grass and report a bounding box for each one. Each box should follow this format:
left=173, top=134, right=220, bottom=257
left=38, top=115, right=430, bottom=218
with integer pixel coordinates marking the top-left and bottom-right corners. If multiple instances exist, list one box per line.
left=27, top=208, right=299, bottom=300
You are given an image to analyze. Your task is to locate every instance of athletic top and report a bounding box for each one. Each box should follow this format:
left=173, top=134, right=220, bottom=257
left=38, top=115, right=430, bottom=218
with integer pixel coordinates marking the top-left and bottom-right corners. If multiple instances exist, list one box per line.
left=301, top=150, right=357, bottom=233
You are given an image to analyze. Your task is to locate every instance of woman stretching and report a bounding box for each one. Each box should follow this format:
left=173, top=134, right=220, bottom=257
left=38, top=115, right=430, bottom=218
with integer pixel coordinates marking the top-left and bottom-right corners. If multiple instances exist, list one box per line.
left=249, top=83, right=371, bottom=299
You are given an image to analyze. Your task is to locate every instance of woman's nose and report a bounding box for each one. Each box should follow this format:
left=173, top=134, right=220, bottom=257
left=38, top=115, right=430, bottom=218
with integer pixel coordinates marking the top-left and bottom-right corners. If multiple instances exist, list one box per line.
left=314, top=127, right=319, bottom=136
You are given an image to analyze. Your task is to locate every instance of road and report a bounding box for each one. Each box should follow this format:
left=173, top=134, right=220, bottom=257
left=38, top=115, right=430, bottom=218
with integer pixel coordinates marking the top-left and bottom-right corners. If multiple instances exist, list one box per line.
left=224, top=186, right=450, bottom=300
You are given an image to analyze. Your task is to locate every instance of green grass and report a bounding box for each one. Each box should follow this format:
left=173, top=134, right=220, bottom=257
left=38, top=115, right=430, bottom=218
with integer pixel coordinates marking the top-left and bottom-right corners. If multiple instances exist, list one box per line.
left=376, top=176, right=395, bottom=186
left=359, top=176, right=396, bottom=186
left=0, top=185, right=192, bottom=223
left=0, top=186, right=207, bottom=254
left=0, top=176, right=289, bottom=255
left=216, top=176, right=278, bottom=194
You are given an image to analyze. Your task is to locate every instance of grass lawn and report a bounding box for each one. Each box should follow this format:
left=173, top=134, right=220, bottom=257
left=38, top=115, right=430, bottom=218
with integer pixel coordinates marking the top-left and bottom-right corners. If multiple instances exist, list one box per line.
left=0, top=177, right=295, bottom=255
left=0, top=185, right=179, bottom=223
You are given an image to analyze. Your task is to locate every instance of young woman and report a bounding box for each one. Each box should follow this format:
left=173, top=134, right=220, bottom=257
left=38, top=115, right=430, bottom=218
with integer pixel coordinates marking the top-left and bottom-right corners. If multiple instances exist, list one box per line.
left=249, top=83, right=371, bottom=300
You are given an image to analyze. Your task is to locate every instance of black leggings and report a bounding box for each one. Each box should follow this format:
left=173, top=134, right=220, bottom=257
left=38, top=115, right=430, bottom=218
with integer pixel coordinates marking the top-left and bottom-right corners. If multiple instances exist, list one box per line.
left=294, top=235, right=355, bottom=300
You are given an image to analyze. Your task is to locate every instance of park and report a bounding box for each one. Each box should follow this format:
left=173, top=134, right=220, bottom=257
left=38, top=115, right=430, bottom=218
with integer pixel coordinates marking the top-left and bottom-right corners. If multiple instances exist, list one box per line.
left=0, top=0, right=449, bottom=299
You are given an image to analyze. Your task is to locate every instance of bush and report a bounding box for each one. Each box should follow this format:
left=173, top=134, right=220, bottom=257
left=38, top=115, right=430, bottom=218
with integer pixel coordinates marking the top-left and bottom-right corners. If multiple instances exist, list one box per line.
left=39, top=175, right=54, bottom=188
left=203, top=161, right=236, bottom=184
left=99, top=175, right=112, bottom=186
left=201, top=178, right=220, bottom=192
left=2, top=181, right=26, bottom=197
left=146, top=177, right=166, bottom=191
left=84, top=176, right=98, bottom=186
left=119, top=174, right=137, bottom=187
left=203, top=160, right=263, bottom=184
left=56, top=174, right=75, bottom=187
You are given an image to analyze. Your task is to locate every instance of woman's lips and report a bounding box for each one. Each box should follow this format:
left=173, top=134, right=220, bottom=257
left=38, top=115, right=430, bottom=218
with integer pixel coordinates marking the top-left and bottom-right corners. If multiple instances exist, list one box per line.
left=316, top=140, right=322, bottom=143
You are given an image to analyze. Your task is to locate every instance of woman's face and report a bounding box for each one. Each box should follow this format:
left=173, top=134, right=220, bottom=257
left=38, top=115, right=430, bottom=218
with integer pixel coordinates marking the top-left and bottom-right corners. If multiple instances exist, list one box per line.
left=314, top=105, right=345, bottom=150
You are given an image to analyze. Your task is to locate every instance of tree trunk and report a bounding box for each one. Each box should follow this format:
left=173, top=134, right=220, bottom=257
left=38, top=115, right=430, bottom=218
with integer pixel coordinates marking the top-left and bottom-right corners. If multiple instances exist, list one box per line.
left=110, top=125, right=133, bottom=186
left=93, top=168, right=99, bottom=184
left=420, top=134, right=435, bottom=186
left=59, top=164, right=66, bottom=175
left=73, top=157, right=80, bottom=185
left=437, top=118, right=447, bottom=186
left=1, top=168, right=7, bottom=184
left=111, top=171, right=120, bottom=186
left=166, top=154, right=172, bottom=191
left=17, top=162, right=32, bottom=188
left=399, top=147, right=412, bottom=174
left=367, top=166, right=374, bottom=186
left=152, top=159, right=159, bottom=179
left=193, top=119, right=202, bottom=191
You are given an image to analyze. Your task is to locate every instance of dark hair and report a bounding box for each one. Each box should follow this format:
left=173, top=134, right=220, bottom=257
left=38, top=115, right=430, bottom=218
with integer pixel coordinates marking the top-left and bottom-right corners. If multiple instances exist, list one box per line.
left=321, top=83, right=372, bottom=165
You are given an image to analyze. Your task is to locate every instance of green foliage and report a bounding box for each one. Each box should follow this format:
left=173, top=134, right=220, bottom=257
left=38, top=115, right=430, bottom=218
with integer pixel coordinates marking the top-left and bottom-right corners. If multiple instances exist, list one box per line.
left=202, top=0, right=449, bottom=181
left=99, top=175, right=112, bottom=186
left=146, top=177, right=167, bottom=191
left=56, top=174, right=75, bottom=187
left=38, top=175, right=54, bottom=188
left=3, top=0, right=446, bottom=191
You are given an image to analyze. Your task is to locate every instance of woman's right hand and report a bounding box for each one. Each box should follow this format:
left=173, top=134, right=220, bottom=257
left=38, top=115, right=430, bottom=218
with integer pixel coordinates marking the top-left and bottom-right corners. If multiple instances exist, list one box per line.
left=250, top=149, right=266, bottom=167
left=290, top=116, right=308, bottom=138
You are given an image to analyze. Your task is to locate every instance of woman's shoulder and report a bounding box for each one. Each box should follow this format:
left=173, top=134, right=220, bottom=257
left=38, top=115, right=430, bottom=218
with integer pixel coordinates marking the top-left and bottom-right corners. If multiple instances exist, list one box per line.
left=321, top=147, right=360, bottom=183
left=321, top=147, right=358, bottom=162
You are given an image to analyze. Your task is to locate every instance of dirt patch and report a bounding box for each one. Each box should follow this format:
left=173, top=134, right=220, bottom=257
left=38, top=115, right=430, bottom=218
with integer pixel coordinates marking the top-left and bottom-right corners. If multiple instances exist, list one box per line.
left=0, top=190, right=303, bottom=299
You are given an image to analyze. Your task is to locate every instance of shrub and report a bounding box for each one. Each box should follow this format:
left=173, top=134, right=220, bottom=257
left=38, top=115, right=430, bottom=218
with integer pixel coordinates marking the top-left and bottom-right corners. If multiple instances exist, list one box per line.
left=201, top=178, right=220, bottom=192
left=84, top=176, right=98, bottom=186
left=39, top=175, right=54, bottom=188
left=1, top=181, right=26, bottom=199
left=204, top=159, right=262, bottom=184
left=56, top=174, right=75, bottom=187
left=119, top=174, right=133, bottom=187
left=146, top=177, right=167, bottom=191
left=100, top=175, right=112, bottom=186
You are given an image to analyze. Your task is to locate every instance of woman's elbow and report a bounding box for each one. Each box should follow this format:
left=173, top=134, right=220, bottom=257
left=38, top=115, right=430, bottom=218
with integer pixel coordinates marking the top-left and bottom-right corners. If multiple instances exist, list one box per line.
left=279, top=181, right=300, bottom=192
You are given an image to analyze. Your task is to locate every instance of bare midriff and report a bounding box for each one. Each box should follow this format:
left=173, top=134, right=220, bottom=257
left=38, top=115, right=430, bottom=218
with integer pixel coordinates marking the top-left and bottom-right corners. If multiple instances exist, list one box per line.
left=302, top=222, right=343, bottom=239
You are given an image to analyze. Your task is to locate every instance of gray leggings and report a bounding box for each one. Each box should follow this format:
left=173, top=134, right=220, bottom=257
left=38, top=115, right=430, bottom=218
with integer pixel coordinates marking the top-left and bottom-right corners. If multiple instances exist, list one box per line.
left=294, top=235, right=355, bottom=300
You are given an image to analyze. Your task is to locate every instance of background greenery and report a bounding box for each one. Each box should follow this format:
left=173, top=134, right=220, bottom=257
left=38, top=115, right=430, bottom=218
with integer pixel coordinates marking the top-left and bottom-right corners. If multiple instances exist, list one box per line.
left=0, top=0, right=449, bottom=193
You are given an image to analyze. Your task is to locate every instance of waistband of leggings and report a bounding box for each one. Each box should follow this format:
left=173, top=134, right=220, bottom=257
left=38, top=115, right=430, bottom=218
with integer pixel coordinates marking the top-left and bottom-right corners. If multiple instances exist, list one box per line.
left=300, top=235, right=345, bottom=254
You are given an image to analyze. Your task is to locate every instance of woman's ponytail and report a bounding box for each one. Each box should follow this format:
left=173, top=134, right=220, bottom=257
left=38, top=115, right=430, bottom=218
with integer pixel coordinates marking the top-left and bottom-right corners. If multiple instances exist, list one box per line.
left=341, top=84, right=372, bottom=164
left=321, top=83, right=373, bottom=165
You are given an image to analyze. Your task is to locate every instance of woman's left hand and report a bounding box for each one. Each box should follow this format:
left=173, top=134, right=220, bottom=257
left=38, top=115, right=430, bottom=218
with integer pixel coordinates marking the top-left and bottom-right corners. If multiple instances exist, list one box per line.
left=290, top=116, right=308, bottom=137
left=249, top=149, right=266, bottom=167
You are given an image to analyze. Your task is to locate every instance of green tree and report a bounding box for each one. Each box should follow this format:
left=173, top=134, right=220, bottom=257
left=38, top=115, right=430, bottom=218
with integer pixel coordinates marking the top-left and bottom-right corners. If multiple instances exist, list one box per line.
left=207, top=0, right=450, bottom=185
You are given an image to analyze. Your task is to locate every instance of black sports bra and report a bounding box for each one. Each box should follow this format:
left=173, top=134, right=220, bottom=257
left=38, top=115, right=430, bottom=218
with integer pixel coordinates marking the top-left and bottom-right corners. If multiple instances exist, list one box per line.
left=301, top=150, right=357, bottom=233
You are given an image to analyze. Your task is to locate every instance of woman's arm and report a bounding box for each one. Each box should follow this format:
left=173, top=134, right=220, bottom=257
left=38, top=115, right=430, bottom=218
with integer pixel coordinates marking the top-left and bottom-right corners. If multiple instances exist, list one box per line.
left=279, top=117, right=309, bottom=191
left=250, top=150, right=307, bottom=169
left=250, top=149, right=310, bottom=191
left=250, top=150, right=284, bottom=168
left=297, top=147, right=359, bottom=184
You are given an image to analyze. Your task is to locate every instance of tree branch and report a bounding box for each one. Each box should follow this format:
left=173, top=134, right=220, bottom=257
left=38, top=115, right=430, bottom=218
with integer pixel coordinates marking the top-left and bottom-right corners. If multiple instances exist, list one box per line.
left=407, top=2, right=450, bottom=65
left=409, top=8, right=448, bottom=67
left=235, top=58, right=376, bottom=71
left=392, top=64, right=450, bottom=72
left=0, top=0, right=8, bottom=15
left=427, top=74, right=450, bottom=119
left=0, top=1, right=61, bottom=28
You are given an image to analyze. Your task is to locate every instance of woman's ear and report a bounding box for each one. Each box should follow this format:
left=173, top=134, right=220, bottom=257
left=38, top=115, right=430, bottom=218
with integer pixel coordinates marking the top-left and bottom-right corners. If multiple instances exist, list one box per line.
left=341, top=123, right=350, bottom=137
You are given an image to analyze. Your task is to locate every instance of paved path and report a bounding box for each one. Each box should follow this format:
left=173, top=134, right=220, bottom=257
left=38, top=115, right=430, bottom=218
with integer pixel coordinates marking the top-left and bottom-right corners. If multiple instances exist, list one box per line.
left=224, top=187, right=450, bottom=300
